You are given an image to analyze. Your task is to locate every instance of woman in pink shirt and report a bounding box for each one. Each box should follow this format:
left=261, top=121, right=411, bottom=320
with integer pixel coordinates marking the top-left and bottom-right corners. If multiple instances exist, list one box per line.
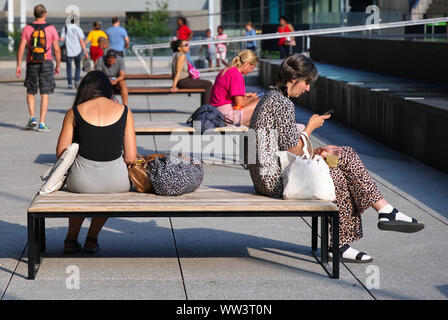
left=209, top=50, right=259, bottom=126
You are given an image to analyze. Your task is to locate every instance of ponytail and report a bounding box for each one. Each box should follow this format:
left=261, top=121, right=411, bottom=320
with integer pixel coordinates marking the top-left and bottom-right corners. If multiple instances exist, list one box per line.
left=230, top=49, right=259, bottom=68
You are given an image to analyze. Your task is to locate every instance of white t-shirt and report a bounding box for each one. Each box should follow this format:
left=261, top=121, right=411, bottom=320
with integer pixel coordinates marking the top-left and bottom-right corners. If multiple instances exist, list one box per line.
left=61, top=24, right=85, bottom=57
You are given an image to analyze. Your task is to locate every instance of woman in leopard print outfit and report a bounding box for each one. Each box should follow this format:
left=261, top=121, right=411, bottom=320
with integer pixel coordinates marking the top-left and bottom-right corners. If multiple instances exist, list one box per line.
left=248, top=54, right=424, bottom=263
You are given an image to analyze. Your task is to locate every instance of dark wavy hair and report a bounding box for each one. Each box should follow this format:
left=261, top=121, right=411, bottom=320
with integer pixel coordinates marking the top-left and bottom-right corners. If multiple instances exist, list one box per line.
left=170, top=39, right=184, bottom=53
left=72, top=71, right=113, bottom=107
left=277, top=54, right=318, bottom=96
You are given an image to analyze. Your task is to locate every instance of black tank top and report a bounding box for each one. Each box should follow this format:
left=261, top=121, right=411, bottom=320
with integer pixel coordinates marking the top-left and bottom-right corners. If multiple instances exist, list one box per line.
left=73, top=104, right=128, bottom=161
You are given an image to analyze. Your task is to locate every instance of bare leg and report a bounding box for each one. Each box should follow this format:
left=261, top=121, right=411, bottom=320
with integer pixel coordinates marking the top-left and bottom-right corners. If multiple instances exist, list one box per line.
left=39, top=94, right=49, bottom=124
left=85, top=218, right=108, bottom=249
left=66, top=217, right=85, bottom=240
left=242, top=98, right=259, bottom=126
left=86, top=218, right=108, bottom=239
left=372, top=198, right=388, bottom=211
left=27, top=93, right=36, bottom=118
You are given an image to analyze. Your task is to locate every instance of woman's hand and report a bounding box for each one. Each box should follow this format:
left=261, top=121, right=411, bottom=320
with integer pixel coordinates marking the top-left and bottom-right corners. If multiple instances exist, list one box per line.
left=314, top=145, right=341, bottom=159
left=304, top=113, right=331, bottom=135
left=169, top=86, right=178, bottom=93
left=314, top=147, right=329, bottom=158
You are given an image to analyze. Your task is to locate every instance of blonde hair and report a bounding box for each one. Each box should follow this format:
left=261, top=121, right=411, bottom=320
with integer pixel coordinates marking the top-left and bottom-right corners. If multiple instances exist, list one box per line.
left=230, top=49, right=259, bottom=68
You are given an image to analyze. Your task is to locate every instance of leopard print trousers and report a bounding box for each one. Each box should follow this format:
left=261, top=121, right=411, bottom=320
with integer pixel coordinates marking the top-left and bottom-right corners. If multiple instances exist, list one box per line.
left=329, top=146, right=383, bottom=246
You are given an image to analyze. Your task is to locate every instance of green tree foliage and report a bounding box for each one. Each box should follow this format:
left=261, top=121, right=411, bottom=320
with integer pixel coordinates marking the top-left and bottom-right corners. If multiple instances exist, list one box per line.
left=127, top=0, right=171, bottom=43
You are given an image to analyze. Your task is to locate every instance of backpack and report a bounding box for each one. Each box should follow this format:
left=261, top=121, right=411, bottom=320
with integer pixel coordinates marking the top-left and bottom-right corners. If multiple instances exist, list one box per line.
left=29, top=23, right=49, bottom=63
left=186, top=104, right=231, bottom=134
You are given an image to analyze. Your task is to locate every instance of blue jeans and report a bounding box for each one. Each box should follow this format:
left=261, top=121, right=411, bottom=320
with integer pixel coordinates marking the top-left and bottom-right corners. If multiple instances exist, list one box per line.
left=66, top=53, right=81, bottom=85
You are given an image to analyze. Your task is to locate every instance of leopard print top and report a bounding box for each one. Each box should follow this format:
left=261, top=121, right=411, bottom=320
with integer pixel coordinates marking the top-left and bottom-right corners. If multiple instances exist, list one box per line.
left=248, top=89, right=301, bottom=198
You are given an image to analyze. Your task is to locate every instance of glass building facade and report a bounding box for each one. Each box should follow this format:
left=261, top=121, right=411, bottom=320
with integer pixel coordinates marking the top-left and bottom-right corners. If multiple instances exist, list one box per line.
left=221, top=0, right=346, bottom=30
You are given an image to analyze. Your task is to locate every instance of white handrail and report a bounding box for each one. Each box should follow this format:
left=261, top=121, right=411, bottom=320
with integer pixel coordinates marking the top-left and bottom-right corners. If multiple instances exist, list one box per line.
left=133, top=17, right=448, bottom=74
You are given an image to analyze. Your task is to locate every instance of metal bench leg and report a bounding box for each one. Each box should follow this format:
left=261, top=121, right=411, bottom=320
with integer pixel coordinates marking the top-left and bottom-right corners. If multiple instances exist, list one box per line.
left=200, top=92, right=206, bottom=106
left=321, top=216, right=329, bottom=264
left=27, top=214, right=41, bottom=280
left=312, top=217, right=318, bottom=251
left=331, top=215, right=340, bottom=279
left=39, top=218, right=46, bottom=252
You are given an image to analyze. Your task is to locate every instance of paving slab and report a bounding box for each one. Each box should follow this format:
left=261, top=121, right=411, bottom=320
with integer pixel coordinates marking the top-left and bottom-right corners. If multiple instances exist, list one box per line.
left=5, top=218, right=185, bottom=300
left=172, top=217, right=372, bottom=300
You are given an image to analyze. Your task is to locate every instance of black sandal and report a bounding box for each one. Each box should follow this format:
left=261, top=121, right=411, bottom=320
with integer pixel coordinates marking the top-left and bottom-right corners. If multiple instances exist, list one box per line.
left=329, top=244, right=373, bottom=264
left=84, top=237, right=99, bottom=254
left=378, top=209, right=425, bottom=233
left=64, top=239, right=82, bottom=254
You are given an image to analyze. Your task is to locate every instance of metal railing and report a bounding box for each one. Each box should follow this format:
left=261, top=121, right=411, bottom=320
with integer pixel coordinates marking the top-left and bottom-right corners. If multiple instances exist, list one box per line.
left=133, top=17, right=448, bottom=75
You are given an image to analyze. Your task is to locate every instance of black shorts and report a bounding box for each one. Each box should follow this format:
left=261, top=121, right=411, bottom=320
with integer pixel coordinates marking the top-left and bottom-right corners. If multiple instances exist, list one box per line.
left=24, top=60, right=56, bottom=95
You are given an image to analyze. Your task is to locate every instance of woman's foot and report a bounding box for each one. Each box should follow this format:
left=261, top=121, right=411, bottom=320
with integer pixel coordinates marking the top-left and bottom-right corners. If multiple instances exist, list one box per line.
left=64, top=239, right=82, bottom=254
left=84, top=237, right=99, bottom=254
left=329, top=244, right=373, bottom=263
left=378, top=205, right=424, bottom=233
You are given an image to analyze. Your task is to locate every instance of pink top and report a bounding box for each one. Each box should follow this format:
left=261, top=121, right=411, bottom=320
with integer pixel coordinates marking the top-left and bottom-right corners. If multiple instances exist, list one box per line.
left=21, top=21, right=59, bottom=63
left=209, top=67, right=245, bottom=106
left=215, top=34, right=227, bottom=53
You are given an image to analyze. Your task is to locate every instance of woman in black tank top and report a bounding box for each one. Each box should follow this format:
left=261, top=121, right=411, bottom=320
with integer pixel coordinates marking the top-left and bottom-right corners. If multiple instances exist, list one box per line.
left=56, top=70, right=137, bottom=253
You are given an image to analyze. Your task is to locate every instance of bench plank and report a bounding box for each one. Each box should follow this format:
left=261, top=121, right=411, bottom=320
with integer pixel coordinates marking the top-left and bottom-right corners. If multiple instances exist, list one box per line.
left=125, top=74, right=172, bottom=80
left=134, top=121, right=248, bottom=134
left=28, top=186, right=337, bottom=213
left=128, top=87, right=206, bottom=94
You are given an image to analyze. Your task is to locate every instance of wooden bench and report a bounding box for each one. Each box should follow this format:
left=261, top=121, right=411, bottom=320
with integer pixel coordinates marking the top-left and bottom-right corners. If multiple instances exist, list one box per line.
left=27, top=185, right=340, bottom=280
left=125, top=74, right=172, bottom=80
left=128, top=87, right=207, bottom=105
left=134, top=121, right=250, bottom=165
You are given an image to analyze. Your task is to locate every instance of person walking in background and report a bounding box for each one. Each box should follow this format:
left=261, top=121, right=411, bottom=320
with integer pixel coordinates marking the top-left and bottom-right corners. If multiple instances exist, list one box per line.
left=176, top=16, right=195, bottom=66
left=170, top=39, right=213, bottom=104
left=200, top=28, right=215, bottom=69
left=215, top=26, right=228, bottom=68
left=60, top=18, right=89, bottom=89
left=277, top=16, right=295, bottom=59
left=245, top=21, right=257, bottom=51
left=106, top=16, right=130, bottom=57
left=209, top=50, right=259, bottom=126
left=86, top=21, right=108, bottom=66
left=96, top=49, right=128, bottom=106
left=16, top=4, right=61, bottom=132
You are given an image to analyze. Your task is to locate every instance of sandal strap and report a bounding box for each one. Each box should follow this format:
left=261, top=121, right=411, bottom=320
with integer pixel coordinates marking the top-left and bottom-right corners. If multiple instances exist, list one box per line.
left=378, top=208, right=399, bottom=221
left=356, top=252, right=367, bottom=260
left=64, top=239, right=79, bottom=245
left=339, top=244, right=351, bottom=254
left=85, top=237, right=98, bottom=245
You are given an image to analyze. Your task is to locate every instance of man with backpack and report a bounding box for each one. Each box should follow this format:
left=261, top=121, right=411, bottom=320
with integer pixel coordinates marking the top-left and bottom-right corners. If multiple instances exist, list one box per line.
left=16, top=4, right=61, bottom=132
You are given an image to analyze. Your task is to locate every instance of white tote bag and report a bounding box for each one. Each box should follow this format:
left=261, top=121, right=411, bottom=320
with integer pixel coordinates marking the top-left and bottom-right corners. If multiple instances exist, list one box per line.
left=39, top=143, right=79, bottom=195
left=276, top=134, right=336, bottom=201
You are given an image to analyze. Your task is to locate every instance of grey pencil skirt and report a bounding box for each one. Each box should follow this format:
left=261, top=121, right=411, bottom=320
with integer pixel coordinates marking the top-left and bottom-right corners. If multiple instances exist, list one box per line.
left=66, top=155, right=131, bottom=194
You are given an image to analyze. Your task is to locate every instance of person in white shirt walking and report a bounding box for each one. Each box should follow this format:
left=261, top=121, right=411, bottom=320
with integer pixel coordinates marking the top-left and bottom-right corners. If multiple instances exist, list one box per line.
left=60, top=19, right=89, bottom=89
